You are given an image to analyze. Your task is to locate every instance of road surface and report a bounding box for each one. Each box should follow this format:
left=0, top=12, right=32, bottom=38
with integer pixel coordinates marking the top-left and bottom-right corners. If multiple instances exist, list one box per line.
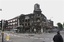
left=0, top=31, right=64, bottom=42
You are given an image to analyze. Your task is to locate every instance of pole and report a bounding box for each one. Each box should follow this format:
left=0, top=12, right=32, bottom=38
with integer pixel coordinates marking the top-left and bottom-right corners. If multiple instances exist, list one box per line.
left=2, top=32, right=4, bottom=42
left=1, top=20, right=4, bottom=42
left=0, top=9, right=4, bottom=42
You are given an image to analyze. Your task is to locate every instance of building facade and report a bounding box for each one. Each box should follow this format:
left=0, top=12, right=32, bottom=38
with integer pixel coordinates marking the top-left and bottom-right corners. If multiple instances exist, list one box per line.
left=5, top=3, right=54, bottom=33
left=7, top=16, right=19, bottom=30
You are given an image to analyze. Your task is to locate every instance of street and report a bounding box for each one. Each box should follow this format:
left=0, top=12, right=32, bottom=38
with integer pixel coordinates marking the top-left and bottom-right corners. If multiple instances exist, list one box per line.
left=0, top=31, right=64, bottom=42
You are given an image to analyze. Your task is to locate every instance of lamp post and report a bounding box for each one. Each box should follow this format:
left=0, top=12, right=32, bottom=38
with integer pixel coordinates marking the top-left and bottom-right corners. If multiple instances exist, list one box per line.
left=0, top=9, right=4, bottom=42
left=1, top=20, right=5, bottom=42
left=0, top=9, right=2, bottom=11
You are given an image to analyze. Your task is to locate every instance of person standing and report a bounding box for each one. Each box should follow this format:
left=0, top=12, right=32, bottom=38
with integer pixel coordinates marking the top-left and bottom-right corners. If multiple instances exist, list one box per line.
left=53, top=31, right=63, bottom=42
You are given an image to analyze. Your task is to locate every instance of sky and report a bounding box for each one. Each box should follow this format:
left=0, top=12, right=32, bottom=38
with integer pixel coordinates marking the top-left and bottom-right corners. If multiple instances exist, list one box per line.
left=0, top=0, right=64, bottom=26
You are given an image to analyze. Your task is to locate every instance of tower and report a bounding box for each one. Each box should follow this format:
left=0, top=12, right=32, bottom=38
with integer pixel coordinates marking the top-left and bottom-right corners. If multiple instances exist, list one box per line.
left=34, top=3, right=42, bottom=14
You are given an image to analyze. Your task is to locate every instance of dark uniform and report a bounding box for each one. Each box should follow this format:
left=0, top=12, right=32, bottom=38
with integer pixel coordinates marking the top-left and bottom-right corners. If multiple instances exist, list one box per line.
left=53, top=31, right=63, bottom=42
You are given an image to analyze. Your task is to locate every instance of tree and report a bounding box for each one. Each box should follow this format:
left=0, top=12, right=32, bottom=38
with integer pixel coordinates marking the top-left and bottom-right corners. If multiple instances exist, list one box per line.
left=57, top=22, right=63, bottom=30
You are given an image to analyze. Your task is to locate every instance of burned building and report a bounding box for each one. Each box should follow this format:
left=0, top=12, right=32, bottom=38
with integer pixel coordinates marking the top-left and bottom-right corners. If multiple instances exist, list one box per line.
left=7, top=16, right=19, bottom=30
left=7, top=3, right=54, bottom=33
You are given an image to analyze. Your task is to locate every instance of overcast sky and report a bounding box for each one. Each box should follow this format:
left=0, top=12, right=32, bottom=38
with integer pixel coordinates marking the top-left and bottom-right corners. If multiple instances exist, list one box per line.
left=0, top=0, right=64, bottom=26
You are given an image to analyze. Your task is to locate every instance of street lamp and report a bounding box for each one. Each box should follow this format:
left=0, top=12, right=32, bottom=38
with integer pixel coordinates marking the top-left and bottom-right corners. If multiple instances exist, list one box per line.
left=1, top=20, right=5, bottom=42
left=0, top=9, right=2, bottom=11
left=0, top=9, right=4, bottom=42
